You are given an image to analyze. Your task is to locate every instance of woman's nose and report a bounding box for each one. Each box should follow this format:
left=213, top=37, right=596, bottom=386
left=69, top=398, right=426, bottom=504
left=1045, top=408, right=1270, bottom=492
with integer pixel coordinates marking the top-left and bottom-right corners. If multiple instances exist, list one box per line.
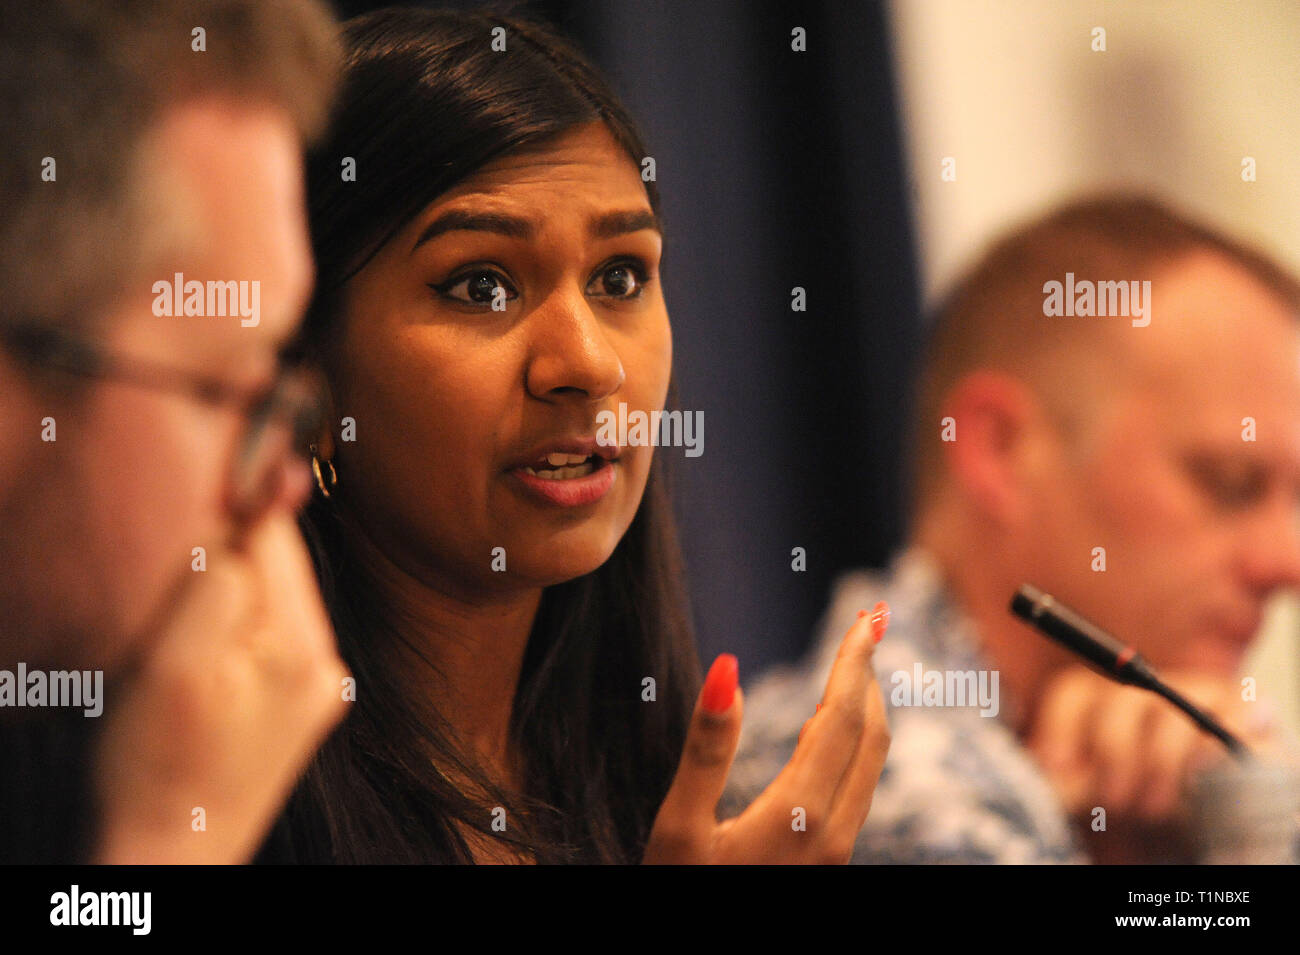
left=524, top=289, right=625, bottom=402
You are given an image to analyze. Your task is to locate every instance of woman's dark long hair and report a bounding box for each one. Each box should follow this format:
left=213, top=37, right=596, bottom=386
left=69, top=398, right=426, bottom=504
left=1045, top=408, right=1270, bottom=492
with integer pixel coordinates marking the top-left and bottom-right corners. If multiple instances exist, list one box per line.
left=262, top=7, right=700, bottom=864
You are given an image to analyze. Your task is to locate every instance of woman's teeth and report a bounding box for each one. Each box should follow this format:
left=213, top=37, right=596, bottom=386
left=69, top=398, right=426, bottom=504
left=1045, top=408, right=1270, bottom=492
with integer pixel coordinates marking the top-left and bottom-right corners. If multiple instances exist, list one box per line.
left=522, top=453, right=596, bottom=480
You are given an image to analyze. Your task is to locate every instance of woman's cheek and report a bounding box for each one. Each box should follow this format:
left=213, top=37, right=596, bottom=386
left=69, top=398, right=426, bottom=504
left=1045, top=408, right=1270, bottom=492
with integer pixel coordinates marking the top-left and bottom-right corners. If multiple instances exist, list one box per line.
left=624, top=323, right=673, bottom=409
left=624, top=443, right=656, bottom=512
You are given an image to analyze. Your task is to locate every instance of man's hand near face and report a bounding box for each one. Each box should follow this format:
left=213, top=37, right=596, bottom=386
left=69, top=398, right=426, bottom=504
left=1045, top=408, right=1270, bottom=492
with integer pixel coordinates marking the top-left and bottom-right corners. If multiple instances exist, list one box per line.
left=92, top=502, right=349, bottom=864
left=1029, top=666, right=1287, bottom=862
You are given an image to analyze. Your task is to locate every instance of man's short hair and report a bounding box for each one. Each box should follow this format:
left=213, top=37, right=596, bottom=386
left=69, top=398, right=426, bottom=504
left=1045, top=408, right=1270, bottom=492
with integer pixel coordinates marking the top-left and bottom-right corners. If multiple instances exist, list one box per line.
left=0, top=0, right=340, bottom=330
left=907, top=194, right=1300, bottom=513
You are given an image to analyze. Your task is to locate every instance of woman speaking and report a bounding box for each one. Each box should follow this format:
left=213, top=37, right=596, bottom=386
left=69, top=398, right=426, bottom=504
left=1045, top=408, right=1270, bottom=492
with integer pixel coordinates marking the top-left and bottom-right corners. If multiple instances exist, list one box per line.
left=260, top=6, right=890, bottom=864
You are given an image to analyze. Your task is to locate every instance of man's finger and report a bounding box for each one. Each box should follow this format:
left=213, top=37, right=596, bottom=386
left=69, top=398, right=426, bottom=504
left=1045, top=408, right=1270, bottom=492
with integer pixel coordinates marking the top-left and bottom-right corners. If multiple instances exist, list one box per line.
left=1031, top=669, right=1104, bottom=777
left=1091, top=689, right=1156, bottom=809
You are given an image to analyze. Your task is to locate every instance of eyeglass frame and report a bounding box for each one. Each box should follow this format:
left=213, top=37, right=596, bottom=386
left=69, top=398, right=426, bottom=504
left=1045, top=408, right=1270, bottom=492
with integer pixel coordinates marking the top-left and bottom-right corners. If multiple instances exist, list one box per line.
left=0, top=319, right=325, bottom=515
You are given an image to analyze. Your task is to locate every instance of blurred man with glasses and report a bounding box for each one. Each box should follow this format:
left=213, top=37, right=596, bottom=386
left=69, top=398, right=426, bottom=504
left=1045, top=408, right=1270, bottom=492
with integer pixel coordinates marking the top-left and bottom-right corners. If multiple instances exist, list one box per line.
left=0, top=0, right=348, bottom=862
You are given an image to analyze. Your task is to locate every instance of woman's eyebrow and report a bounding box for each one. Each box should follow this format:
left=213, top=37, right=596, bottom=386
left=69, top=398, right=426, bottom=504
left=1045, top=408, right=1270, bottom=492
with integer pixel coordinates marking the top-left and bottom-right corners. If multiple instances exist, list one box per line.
left=409, top=207, right=660, bottom=254
left=591, top=209, right=660, bottom=239
left=410, top=210, right=534, bottom=253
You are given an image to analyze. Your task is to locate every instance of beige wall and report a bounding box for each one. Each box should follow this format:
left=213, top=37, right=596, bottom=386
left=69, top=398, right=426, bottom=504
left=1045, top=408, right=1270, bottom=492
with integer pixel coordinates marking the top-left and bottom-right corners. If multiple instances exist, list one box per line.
left=888, top=0, right=1300, bottom=733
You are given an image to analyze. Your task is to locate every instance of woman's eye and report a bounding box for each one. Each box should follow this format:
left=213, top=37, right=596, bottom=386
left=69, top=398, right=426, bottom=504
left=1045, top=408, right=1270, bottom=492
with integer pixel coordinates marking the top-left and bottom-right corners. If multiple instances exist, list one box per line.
left=432, top=269, right=518, bottom=306
left=587, top=262, right=647, bottom=299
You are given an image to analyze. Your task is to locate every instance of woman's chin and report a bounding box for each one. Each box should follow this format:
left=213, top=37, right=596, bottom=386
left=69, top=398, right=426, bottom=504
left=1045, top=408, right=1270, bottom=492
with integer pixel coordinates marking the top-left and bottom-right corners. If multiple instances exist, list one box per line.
left=507, top=543, right=622, bottom=588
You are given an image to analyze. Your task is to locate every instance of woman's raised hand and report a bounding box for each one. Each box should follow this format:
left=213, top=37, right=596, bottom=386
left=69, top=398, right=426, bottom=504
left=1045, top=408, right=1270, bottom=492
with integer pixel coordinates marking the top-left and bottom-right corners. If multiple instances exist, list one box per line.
left=644, top=604, right=891, bottom=864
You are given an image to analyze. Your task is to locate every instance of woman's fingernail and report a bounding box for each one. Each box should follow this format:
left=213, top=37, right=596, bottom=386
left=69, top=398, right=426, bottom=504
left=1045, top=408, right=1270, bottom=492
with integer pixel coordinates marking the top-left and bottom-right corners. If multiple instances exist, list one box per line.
left=857, top=609, right=869, bottom=619
left=815, top=702, right=823, bottom=713
left=869, top=601, right=890, bottom=643
left=702, top=654, right=739, bottom=714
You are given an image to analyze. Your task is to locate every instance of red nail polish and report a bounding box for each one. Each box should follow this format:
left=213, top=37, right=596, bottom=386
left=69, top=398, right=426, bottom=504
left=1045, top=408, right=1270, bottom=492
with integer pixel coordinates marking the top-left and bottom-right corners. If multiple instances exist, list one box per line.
left=869, top=601, right=890, bottom=643
left=815, top=703, right=823, bottom=713
left=702, top=654, right=739, bottom=714
left=857, top=609, right=868, bottom=618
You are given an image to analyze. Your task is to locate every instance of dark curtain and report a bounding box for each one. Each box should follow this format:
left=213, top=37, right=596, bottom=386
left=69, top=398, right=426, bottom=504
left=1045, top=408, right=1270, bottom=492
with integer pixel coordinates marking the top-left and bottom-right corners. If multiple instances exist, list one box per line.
left=330, top=0, right=923, bottom=679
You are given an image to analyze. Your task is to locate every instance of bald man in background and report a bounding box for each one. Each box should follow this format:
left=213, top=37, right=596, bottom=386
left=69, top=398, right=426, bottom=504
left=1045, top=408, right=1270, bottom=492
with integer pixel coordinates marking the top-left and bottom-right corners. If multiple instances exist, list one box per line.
left=728, top=196, right=1300, bottom=863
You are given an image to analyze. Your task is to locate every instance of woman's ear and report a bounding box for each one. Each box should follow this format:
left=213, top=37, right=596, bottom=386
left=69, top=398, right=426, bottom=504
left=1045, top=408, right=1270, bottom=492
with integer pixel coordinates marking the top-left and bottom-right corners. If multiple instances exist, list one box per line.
left=314, top=378, right=338, bottom=461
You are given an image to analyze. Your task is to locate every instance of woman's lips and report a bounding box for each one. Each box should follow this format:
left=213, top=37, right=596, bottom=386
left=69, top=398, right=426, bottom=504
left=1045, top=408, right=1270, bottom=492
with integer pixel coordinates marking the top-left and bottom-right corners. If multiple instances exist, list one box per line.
left=509, top=456, right=616, bottom=507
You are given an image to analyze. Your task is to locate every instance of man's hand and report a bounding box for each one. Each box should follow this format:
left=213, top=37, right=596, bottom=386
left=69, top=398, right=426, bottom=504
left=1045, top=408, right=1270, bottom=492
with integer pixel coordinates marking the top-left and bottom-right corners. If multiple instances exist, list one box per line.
left=92, top=513, right=348, bottom=864
left=1029, top=667, right=1281, bottom=827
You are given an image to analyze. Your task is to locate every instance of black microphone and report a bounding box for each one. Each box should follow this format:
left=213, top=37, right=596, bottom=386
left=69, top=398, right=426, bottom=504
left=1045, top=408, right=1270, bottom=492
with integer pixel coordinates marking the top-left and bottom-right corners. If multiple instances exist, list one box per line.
left=1010, top=583, right=1250, bottom=760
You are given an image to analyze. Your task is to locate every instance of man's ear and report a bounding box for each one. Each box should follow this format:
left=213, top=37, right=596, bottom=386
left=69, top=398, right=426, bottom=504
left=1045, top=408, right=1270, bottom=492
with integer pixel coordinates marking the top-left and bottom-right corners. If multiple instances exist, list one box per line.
left=939, top=370, right=1040, bottom=524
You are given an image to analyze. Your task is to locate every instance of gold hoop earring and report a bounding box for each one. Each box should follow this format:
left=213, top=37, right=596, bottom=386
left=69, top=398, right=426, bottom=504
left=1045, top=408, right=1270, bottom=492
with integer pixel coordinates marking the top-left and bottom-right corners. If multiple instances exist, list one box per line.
left=309, top=446, right=337, bottom=498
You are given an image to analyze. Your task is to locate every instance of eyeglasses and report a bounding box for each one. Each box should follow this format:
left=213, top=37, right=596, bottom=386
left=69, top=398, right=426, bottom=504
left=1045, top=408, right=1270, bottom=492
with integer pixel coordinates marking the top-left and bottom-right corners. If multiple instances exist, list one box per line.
left=1, top=321, right=324, bottom=516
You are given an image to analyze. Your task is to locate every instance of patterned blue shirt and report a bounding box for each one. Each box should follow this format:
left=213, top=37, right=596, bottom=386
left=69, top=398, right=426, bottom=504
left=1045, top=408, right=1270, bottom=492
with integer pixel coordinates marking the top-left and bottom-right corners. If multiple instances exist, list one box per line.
left=725, top=548, right=1085, bottom=863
